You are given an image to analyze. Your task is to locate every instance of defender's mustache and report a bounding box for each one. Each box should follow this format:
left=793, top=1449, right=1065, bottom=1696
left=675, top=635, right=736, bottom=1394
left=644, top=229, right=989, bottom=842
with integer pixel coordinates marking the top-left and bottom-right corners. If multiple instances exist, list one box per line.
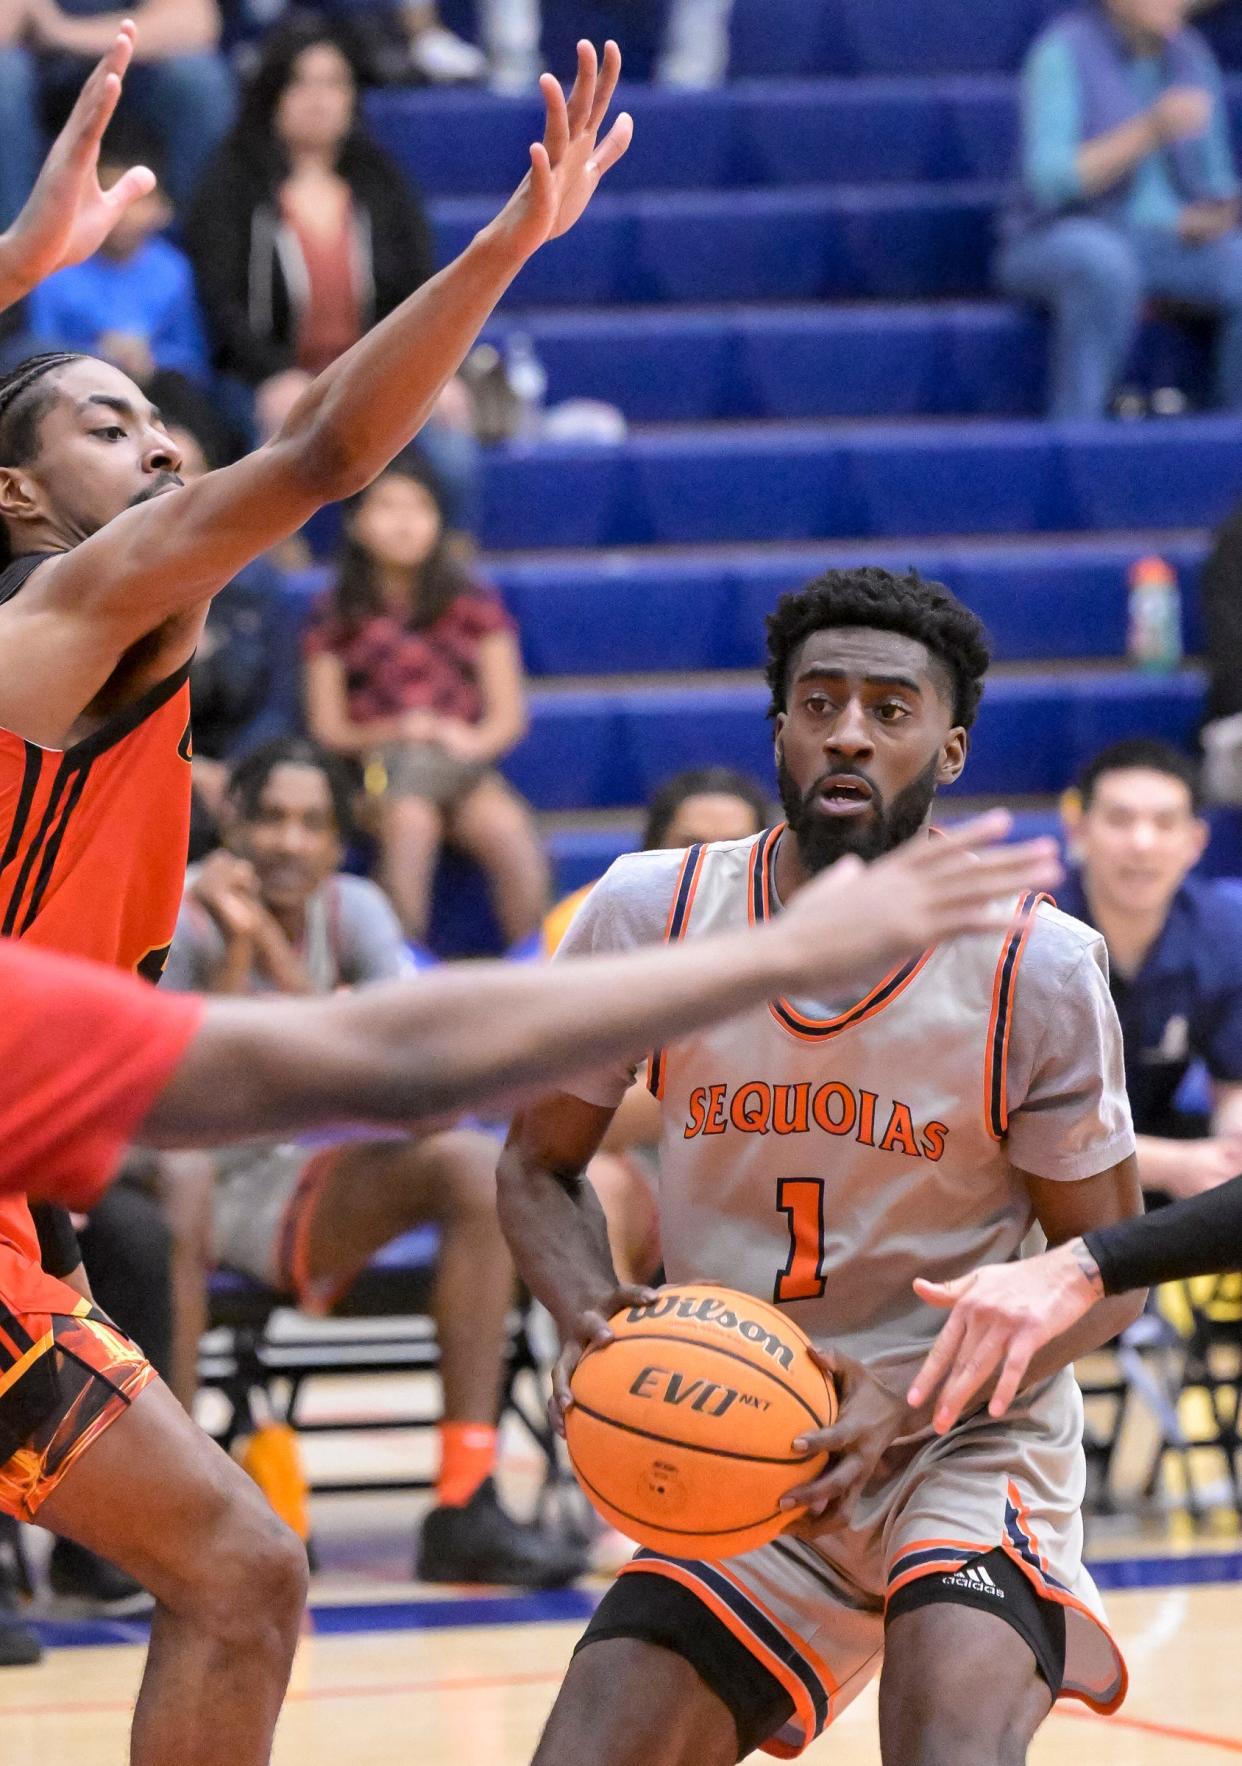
left=127, top=473, right=184, bottom=508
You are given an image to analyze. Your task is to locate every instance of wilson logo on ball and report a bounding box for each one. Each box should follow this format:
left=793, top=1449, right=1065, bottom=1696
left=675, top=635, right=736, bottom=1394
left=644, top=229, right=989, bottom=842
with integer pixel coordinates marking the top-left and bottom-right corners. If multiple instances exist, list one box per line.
left=624, top=1293, right=797, bottom=1369
left=567, top=1282, right=836, bottom=1559
left=628, top=1364, right=773, bottom=1419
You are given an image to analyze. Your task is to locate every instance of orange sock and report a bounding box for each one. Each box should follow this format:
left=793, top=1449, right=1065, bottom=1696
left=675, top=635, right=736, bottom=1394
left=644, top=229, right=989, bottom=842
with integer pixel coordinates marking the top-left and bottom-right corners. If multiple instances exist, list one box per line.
left=437, top=1422, right=498, bottom=1507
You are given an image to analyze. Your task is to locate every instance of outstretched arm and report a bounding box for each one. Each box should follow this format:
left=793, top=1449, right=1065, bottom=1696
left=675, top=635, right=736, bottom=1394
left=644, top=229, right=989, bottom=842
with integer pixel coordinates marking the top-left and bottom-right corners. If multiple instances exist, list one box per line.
left=145, top=816, right=1059, bottom=1138
left=0, top=23, right=155, bottom=311
left=5, top=816, right=1057, bottom=1209
left=24, top=42, right=634, bottom=650
left=910, top=1167, right=1242, bottom=1426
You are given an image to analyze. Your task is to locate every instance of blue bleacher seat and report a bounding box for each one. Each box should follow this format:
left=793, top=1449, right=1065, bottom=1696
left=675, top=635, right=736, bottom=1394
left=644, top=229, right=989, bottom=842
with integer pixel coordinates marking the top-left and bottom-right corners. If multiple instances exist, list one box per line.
left=429, top=184, right=999, bottom=306
left=369, top=78, right=1242, bottom=199
left=493, top=537, right=1208, bottom=676
left=480, top=304, right=1207, bottom=423
left=474, top=421, right=1242, bottom=552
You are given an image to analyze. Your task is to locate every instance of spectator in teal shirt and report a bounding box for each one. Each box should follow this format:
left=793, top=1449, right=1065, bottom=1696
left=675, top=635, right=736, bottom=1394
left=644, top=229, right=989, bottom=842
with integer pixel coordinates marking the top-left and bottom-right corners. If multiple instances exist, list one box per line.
left=28, top=130, right=209, bottom=387
left=997, top=0, right=1242, bottom=418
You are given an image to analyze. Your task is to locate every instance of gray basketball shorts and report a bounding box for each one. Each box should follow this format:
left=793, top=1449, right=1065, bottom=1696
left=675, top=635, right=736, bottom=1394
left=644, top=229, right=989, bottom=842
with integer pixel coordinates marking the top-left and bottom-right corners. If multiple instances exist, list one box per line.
left=579, top=1372, right=1125, bottom=1758
left=211, top=1142, right=346, bottom=1311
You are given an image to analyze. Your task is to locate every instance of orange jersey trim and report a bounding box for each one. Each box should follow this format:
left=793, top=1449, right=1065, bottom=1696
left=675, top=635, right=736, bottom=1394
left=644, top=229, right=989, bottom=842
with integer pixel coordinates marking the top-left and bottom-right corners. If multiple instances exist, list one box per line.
left=647, top=842, right=708, bottom=1101
left=984, top=893, right=1054, bottom=1141
left=618, top=1556, right=829, bottom=1753
left=747, top=827, right=936, bottom=1042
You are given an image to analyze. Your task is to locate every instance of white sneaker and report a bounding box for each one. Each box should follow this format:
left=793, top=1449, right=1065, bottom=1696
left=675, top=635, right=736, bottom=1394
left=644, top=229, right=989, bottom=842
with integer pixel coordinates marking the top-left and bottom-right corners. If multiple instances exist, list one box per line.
left=410, top=25, right=487, bottom=84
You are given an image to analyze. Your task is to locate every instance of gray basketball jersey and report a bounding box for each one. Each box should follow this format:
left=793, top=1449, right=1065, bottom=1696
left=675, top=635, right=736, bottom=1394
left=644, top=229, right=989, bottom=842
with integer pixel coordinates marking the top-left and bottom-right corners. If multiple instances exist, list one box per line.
left=630, top=827, right=1123, bottom=1388
left=557, top=828, right=1134, bottom=1728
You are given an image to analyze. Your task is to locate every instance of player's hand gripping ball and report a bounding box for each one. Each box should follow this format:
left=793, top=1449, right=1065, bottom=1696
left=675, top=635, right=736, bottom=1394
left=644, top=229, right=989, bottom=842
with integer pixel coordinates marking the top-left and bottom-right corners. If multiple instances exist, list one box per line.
left=565, top=1284, right=837, bottom=1558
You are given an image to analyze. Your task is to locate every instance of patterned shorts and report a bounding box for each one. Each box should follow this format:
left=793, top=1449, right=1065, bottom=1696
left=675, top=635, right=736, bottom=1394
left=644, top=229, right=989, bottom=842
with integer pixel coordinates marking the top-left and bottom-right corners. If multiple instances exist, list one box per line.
left=0, top=1296, right=155, bottom=1521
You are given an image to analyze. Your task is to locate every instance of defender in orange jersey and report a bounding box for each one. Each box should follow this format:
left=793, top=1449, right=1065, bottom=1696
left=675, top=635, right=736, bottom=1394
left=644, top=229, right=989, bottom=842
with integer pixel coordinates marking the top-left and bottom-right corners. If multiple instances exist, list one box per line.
left=0, top=31, right=634, bottom=1764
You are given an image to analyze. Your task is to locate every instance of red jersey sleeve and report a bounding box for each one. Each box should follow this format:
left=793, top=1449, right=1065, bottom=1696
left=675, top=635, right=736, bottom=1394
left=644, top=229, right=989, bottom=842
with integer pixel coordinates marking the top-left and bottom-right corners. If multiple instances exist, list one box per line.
left=0, top=940, right=205, bottom=1211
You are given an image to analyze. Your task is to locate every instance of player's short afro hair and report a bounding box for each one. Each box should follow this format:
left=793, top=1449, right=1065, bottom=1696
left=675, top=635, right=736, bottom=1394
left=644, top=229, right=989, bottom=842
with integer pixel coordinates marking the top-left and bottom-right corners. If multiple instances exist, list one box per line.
left=764, top=567, right=990, bottom=730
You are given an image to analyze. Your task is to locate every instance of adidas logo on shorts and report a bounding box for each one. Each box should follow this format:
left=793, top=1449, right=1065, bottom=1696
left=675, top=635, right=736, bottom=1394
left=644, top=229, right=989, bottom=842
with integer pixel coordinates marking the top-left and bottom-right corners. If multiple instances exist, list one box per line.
left=942, top=1564, right=1004, bottom=1599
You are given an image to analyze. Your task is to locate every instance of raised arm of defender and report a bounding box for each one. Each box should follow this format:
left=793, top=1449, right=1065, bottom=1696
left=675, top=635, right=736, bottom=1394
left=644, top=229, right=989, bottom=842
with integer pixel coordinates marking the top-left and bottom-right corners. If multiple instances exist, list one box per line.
left=20, top=41, right=633, bottom=643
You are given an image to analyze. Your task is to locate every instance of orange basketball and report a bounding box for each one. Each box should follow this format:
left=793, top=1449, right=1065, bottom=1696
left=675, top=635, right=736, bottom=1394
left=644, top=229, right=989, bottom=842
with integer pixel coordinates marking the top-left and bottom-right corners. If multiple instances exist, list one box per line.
left=565, top=1283, right=836, bottom=1559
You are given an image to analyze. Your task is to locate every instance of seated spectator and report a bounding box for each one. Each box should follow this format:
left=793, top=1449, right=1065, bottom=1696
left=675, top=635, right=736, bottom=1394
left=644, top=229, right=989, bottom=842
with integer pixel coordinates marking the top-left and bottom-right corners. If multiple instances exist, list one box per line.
left=545, top=766, right=772, bottom=1282
left=477, top=0, right=735, bottom=92
left=161, top=739, right=585, bottom=1585
left=0, top=0, right=235, bottom=225
left=304, top=451, right=549, bottom=949
left=1060, top=739, right=1242, bottom=1198
left=27, top=123, right=209, bottom=390
left=185, top=14, right=479, bottom=531
left=997, top=0, right=1242, bottom=419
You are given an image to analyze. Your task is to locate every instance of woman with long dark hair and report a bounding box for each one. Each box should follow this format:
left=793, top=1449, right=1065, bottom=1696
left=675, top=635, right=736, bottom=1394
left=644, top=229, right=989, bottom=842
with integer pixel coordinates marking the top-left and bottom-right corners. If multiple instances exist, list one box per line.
left=304, top=451, right=549, bottom=946
left=185, top=14, right=478, bottom=525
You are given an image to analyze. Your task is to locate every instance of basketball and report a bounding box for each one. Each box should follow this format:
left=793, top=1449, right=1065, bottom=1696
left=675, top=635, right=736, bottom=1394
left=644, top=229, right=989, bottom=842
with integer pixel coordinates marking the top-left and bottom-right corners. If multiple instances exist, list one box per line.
left=565, top=1283, right=837, bottom=1558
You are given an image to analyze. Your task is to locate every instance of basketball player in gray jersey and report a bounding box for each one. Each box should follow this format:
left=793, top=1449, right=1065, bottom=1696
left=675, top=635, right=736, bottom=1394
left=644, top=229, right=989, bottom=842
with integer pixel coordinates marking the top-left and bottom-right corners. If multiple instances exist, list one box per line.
left=498, top=568, right=1146, bottom=1765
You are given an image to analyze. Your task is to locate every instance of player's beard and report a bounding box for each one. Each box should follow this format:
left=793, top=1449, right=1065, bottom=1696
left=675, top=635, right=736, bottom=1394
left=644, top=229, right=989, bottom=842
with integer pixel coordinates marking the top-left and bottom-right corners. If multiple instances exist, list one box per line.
left=776, top=750, right=941, bottom=874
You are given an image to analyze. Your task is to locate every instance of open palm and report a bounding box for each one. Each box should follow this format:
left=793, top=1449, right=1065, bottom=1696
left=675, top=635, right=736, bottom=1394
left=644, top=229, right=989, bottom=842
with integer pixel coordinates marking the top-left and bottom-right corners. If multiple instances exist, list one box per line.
left=7, top=23, right=155, bottom=280
left=501, top=40, right=633, bottom=257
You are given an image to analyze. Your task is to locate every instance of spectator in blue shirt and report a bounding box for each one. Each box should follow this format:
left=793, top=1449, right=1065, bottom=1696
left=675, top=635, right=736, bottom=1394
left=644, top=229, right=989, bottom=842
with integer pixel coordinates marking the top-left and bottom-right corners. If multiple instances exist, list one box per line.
left=28, top=126, right=209, bottom=387
left=997, top=0, right=1242, bottom=417
left=1059, top=738, right=1242, bottom=1199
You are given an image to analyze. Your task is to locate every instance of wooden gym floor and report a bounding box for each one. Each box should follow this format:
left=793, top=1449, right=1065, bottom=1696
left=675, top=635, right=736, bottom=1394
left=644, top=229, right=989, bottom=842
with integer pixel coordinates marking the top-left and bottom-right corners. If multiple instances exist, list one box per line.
left=2, top=1569, right=1240, bottom=1763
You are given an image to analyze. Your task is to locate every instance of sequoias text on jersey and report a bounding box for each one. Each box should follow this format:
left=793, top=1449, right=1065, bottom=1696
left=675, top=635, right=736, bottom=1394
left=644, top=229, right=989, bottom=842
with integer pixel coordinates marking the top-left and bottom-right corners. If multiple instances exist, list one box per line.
left=682, top=1079, right=948, bottom=1162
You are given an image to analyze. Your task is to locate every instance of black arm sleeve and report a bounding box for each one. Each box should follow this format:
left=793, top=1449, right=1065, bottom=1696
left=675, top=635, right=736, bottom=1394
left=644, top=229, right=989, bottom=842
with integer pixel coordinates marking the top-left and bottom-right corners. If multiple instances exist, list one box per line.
left=1083, top=1172, right=1242, bottom=1293
left=31, top=1204, right=83, bottom=1279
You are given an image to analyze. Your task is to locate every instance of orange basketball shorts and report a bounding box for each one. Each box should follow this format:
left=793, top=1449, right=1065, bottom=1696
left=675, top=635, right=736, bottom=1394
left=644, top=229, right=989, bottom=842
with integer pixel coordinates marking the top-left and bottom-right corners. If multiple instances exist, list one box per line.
left=0, top=1293, right=156, bottom=1521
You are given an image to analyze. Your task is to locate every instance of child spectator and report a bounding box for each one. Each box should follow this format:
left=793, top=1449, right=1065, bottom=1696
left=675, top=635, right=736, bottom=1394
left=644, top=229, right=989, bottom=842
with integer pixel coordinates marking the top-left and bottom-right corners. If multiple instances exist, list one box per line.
left=304, top=450, right=549, bottom=949
left=28, top=124, right=209, bottom=388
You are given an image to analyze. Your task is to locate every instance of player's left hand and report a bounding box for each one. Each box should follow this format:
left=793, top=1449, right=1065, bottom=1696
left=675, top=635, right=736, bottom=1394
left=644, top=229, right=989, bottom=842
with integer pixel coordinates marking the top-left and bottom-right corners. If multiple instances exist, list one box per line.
left=779, top=1347, right=913, bottom=1537
left=1, top=22, right=155, bottom=288
left=493, top=39, right=633, bottom=258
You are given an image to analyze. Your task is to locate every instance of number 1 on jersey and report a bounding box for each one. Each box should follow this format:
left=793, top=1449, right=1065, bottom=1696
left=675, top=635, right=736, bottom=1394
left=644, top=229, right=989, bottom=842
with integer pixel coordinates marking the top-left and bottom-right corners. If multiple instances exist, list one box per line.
left=775, top=1178, right=827, bottom=1303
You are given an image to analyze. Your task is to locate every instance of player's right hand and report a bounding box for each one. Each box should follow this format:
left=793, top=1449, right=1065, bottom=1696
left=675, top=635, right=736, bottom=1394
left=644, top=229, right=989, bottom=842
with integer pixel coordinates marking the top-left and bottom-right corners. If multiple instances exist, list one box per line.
left=550, top=1282, right=659, bottom=1438
left=782, top=812, right=1062, bottom=986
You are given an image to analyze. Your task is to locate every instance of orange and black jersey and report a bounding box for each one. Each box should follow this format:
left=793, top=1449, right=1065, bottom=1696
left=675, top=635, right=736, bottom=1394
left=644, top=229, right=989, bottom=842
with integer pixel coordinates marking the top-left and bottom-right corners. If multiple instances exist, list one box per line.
left=0, top=553, right=193, bottom=981
left=0, top=552, right=193, bottom=1308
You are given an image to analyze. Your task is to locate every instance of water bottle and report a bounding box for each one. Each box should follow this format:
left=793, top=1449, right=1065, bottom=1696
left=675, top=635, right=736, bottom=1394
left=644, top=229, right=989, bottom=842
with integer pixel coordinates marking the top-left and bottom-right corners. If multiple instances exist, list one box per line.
left=1127, top=556, right=1182, bottom=674
left=505, top=332, right=548, bottom=440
